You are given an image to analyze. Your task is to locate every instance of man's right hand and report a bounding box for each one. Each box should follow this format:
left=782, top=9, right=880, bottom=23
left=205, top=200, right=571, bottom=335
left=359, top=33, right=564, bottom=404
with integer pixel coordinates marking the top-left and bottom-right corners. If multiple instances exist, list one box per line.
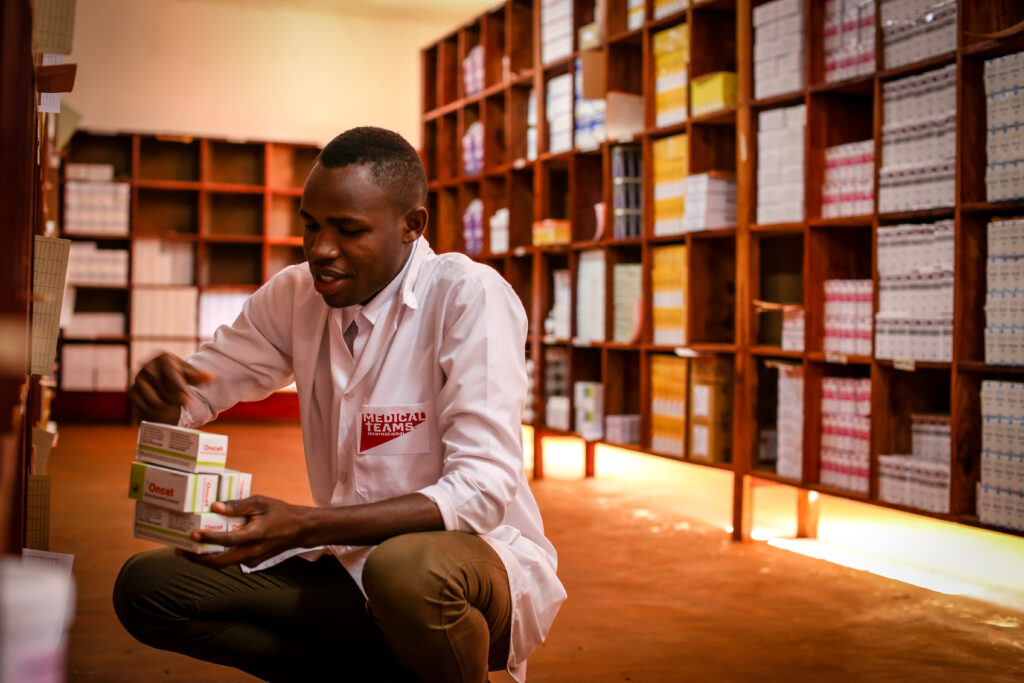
left=128, top=353, right=213, bottom=425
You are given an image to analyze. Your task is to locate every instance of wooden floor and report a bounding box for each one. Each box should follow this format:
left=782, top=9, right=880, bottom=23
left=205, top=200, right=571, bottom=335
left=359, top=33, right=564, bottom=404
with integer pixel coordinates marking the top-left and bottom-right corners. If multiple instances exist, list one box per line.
left=47, top=423, right=1024, bottom=682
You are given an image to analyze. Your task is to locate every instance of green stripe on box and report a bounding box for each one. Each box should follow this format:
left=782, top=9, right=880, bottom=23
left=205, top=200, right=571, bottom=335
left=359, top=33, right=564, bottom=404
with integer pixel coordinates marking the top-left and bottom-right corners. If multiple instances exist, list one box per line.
left=129, top=461, right=146, bottom=499
left=136, top=522, right=193, bottom=542
left=139, top=445, right=195, bottom=462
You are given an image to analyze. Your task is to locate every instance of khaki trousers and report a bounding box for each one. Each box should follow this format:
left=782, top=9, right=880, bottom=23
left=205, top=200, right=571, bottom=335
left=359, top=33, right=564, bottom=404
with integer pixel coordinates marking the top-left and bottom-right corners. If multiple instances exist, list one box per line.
left=112, top=531, right=512, bottom=682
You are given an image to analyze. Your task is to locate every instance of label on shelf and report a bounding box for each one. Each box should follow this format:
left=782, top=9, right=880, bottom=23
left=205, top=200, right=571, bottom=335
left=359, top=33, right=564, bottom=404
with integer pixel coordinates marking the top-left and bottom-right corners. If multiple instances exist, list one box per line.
left=542, top=334, right=558, bottom=345
left=571, top=338, right=592, bottom=348
left=513, top=158, right=527, bottom=169
left=616, top=134, right=634, bottom=144
left=674, top=347, right=698, bottom=358
left=894, top=358, right=916, bottom=372
left=825, top=352, right=848, bottom=365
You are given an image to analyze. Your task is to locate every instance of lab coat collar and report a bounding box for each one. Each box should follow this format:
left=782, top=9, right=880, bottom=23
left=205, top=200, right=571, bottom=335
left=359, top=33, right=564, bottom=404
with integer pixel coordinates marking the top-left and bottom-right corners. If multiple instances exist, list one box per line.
left=400, top=236, right=432, bottom=311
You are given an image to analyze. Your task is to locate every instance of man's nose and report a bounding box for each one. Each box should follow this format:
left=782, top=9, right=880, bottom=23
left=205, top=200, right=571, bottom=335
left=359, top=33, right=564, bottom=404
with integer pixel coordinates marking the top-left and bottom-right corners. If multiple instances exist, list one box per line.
left=308, top=229, right=340, bottom=261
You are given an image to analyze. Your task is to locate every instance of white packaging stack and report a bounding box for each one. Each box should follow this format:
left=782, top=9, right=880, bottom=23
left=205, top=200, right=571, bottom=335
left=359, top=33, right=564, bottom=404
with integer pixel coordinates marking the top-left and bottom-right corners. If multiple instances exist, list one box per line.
left=64, top=163, right=130, bottom=235
left=574, top=381, right=604, bottom=440
left=462, top=44, right=485, bottom=96
left=879, top=64, right=956, bottom=212
left=541, top=0, right=573, bottom=65
left=526, top=88, right=539, bottom=161
left=874, top=219, right=954, bottom=361
left=605, top=414, right=641, bottom=445
left=823, top=279, right=873, bottom=356
left=978, top=381, right=1024, bottom=530
left=462, top=198, right=484, bottom=256
left=878, top=414, right=952, bottom=514
left=984, top=51, right=1024, bottom=200
left=757, top=104, right=806, bottom=224
left=545, top=269, right=572, bottom=339
left=782, top=307, right=805, bottom=351
left=753, top=0, right=805, bottom=100
left=776, top=363, right=804, bottom=480
left=628, top=0, right=646, bottom=29
left=130, top=339, right=198, bottom=379
left=544, top=347, right=571, bottom=430
left=489, top=207, right=509, bottom=254
left=131, top=286, right=199, bottom=338
left=682, top=173, right=736, bottom=232
left=613, top=263, right=643, bottom=343
left=821, top=140, right=874, bottom=218
left=819, top=376, right=871, bottom=493
left=67, top=242, right=129, bottom=286
left=612, top=145, right=643, bottom=239
left=461, top=121, right=484, bottom=176
left=576, top=250, right=606, bottom=342
left=547, top=72, right=574, bottom=154
left=60, top=343, right=129, bottom=391
left=824, top=0, right=874, bottom=83
left=986, top=218, right=1024, bottom=366
left=64, top=311, right=125, bottom=339
left=133, top=237, right=195, bottom=285
left=198, top=291, right=249, bottom=341
left=881, top=0, right=958, bottom=70
left=545, top=395, right=571, bottom=431
left=653, top=0, right=685, bottom=20
left=574, top=57, right=606, bottom=151
left=524, top=357, right=536, bottom=424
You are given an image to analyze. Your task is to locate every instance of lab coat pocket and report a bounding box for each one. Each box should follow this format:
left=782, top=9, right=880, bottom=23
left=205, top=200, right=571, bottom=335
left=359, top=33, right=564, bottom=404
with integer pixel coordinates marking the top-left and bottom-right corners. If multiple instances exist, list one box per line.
left=354, top=401, right=437, bottom=502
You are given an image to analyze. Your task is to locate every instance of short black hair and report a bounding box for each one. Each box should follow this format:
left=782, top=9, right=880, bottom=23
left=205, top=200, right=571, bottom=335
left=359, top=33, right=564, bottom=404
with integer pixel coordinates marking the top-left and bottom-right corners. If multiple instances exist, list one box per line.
left=317, top=126, right=427, bottom=210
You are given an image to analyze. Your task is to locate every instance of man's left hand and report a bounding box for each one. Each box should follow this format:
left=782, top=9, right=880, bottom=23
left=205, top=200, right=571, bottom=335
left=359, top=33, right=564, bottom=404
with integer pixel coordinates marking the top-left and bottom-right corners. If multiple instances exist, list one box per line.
left=184, top=495, right=310, bottom=569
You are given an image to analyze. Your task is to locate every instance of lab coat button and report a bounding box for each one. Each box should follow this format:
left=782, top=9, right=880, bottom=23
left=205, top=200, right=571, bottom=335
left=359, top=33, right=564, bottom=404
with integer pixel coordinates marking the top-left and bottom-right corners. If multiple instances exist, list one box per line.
left=343, top=391, right=354, bottom=400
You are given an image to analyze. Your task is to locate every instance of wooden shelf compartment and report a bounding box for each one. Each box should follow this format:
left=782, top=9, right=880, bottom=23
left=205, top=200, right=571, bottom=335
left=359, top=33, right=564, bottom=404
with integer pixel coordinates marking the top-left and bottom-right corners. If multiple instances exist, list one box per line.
left=134, top=187, right=198, bottom=235
left=506, top=82, right=535, bottom=164
left=690, top=119, right=737, bottom=175
left=806, top=89, right=874, bottom=221
left=690, top=0, right=738, bottom=82
left=484, top=92, right=507, bottom=170
left=801, top=359, right=872, bottom=490
left=269, top=143, right=318, bottom=190
left=749, top=355, right=803, bottom=478
left=751, top=232, right=803, bottom=348
left=268, top=194, right=304, bottom=240
left=689, top=232, right=737, bottom=345
left=138, top=136, right=199, bottom=182
left=457, top=16, right=483, bottom=102
left=483, top=4, right=507, bottom=89
left=199, top=242, right=263, bottom=287
left=960, top=0, right=1024, bottom=52
left=205, top=192, right=263, bottom=237
left=507, top=0, right=534, bottom=77
left=604, top=0, right=644, bottom=41
left=805, top=224, right=872, bottom=355
left=422, top=43, right=440, bottom=114
left=67, top=132, right=133, bottom=180
left=205, top=140, right=264, bottom=186
left=960, top=56, right=988, bottom=206
left=438, top=31, right=460, bottom=108
left=508, top=166, right=536, bottom=250
left=266, top=244, right=306, bottom=281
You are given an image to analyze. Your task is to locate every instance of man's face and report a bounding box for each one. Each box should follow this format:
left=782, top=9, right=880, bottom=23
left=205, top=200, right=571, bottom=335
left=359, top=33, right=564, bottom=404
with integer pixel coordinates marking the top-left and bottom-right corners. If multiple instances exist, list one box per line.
left=300, top=163, right=417, bottom=308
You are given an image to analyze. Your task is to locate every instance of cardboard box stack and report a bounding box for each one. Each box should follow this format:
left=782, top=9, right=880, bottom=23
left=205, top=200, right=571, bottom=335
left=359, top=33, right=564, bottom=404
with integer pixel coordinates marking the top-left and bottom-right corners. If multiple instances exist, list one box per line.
left=653, top=133, right=688, bottom=235
left=526, top=87, right=539, bottom=161
left=198, top=292, right=249, bottom=341
left=651, top=244, right=687, bottom=346
left=131, top=287, right=198, bottom=339
left=689, top=72, right=737, bottom=117
left=986, top=218, right=1024, bottom=365
left=605, top=414, right=641, bottom=445
left=757, top=104, right=806, bottom=224
left=613, top=262, right=643, bottom=343
left=824, top=0, right=874, bottom=83
left=60, top=344, right=129, bottom=391
left=541, top=0, right=573, bottom=65
left=984, top=51, right=1024, bottom=201
left=462, top=121, right=484, bottom=176
left=462, top=44, right=485, bottom=96
left=544, top=347, right=571, bottom=430
left=881, top=0, right=957, bottom=70
left=611, top=145, right=643, bottom=239
left=545, top=269, right=572, bottom=339
left=532, top=218, right=571, bottom=246
left=489, top=207, right=509, bottom=254
left=130, top=421, right=252, bottom=553
left=879, top=64, right=956, bottom=213
left=874, top=220, right=954, bottom=362
left=753, top=0, right=805, bottom=100
left=650, top=355, right=688, bottom=457
left=821, top=140, right=874, bottom=218
left=547, top=73, right=574, bottom=154
left=574, top=381, right=604, bottom=440
left=878, top=414, right=952, bottom=514
left=653, top=24, right=689, bottom=128
left=653, top=0, right=685, bottom=21
left=67, top=242, right=129, bottom=287
left=523, top=356, right=536, bottom=424
left=576, top=250, right=606, bottom=342
left=63, top=163, right=130, bottom=236
left=775, top=363, right=804, bottom=480
left=574, top=57, right=606, bottom=151
left=782, top=307, right=805, bottom=351
left=823, top=279, right=873, bottom=357
left=689, top=355, right=733, bottom=463
left=133, top=237, right=195, bottom=286
left=819, top=376, right=870, bottom=493
left=462, top=198, right=484, bottom=256
left=627, top=0, right=645, bottom=30
left=682, top=172, right=736, bottom=232
left=978, top=381, right=1024, bottom=530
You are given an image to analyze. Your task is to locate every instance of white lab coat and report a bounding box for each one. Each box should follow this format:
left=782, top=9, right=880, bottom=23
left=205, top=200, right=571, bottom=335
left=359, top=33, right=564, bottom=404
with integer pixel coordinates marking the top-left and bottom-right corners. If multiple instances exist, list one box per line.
left=179, top=237, right=565, bottom=680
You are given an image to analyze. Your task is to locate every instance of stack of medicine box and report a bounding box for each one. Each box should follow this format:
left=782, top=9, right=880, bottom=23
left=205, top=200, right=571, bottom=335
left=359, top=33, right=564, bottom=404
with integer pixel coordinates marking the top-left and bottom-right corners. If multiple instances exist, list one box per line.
left=986, top=217, right=1024, bottom=365
left=605, top=414, right=641, bottom=445
left=821, top=140, right=874, bottom=218
left=462, top=121, right=484, bottom=176
left=653, top=24, right=689, bottom=128
left=881, top=0, right=957, bottom=70
left=753, top=0, right=805, bottom=100
left=653, top=0, right=685, bottom=21
left=545, top=269, right=572, bottom=339
left=489, top=207, right=509, bottom=254
left=523, top=356, right=536, bottom=424
left=131, top=287, right=199, bottom=340
left=576, top=250, right=606, bottom=342
left=64, top=310, right=125, bottom=339
left=611, top=145, right=643, bottom=239
left=532, top=218, right=571, bottom=246
left=627, top=0, right=645, bottom=30
left=130, top=421, right=252, bottom=553
left=541, top=0, right=573, bottom=65
left=67, top=242, right=129, bottom=287
left=879, top=64, right=956, bottom=212
left=978, top=381, right=1024, bottom=530
left=526, top=88, right=539, bottom=161
left=462, top=198, right=484, bottom=256
left=462, top=44, right=484, bottom=97
left=781, top=307, right=805, bottom=351
left=544, top=348, right=571, bottom=430
left=689, top=355, right=733, bottom=463
left=574, top=57, right=606, bottom=151
left=650, top=355, right=688, bottom=457
left=63, top=163, right=130, bottom=236
left=133, top=237, right=195, bottom=286
left=822, top=279, right=873, bottom=357
left=689, top=72, right=737, bottom=117
left=547, top=73, right=574, bottom=154
left=984, top=51, right=1024, bottom=201
left=613, top=263, right=643, bottom=343
left=757, top=104, right=806, bottom=224
left=61, top=345, right=129, bottom=392
left=874, top=220, right=954, bottom=362
left=878, top=414, right=952, bottom=514
left=819, top=376, right=870, bottom=493
left=199, top=292, right=250, bottom=342
left=823, top=0, right=874, bottom=83
left=775, top=364, right=804, bottom=480
left=574, top=381, right=604, bottom=441
left=653, top=133, right=689, bottom=235
left=682, top=172, right=736, bottom=232
left=651, top=244, right=687, bottom=346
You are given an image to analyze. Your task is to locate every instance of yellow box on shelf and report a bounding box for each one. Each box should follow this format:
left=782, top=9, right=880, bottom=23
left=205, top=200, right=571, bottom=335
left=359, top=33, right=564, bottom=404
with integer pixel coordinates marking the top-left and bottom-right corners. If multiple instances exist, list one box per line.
left=690, top=71, right=738, bottom=118
left=652, top=134, right=688, bottom=236
left=653, top=23, right=690, bottom=128
left=532, top=219, right=571, bottom=246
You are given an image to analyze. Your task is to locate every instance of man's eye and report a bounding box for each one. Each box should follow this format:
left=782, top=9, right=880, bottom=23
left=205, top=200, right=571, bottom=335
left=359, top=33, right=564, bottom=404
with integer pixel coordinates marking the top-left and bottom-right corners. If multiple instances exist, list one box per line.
left=303, top=223, right=319, bottom=232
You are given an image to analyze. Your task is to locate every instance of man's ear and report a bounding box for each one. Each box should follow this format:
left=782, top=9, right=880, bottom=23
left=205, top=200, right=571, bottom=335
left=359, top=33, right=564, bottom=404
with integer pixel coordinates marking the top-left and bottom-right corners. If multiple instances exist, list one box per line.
left=403, top=205, right=428, bottom=243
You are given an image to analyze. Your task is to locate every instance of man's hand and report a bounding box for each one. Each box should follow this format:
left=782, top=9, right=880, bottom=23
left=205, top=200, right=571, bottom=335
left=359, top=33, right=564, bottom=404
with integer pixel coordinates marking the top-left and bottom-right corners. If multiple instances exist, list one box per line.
left=129, top=353, right=213, bottom=425
left=185, top=495, right=312, bottom=570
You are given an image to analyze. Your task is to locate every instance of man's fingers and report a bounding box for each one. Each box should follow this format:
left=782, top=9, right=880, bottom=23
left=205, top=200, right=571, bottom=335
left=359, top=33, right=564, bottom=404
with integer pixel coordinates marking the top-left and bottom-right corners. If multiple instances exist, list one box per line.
left=182, top=363, right=214, bottom=387
left=212, top=496, right=263, bottom=517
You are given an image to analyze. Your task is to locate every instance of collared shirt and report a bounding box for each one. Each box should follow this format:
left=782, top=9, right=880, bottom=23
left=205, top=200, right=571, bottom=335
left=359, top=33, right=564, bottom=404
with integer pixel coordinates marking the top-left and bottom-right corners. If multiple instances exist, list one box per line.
left=179, top=237, right=565, bottom=681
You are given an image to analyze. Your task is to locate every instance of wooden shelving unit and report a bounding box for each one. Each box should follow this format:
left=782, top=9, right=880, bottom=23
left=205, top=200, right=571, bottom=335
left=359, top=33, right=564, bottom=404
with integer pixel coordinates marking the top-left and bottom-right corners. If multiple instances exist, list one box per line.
left=425, top=0, right=1024, bottom=542
left=53, top=132, right=319, bottom=422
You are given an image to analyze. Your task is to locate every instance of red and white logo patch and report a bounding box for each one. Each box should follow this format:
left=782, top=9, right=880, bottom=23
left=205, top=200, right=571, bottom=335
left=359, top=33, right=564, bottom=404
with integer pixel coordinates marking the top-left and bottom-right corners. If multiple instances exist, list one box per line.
left=359, top=402, right=431, bottom=454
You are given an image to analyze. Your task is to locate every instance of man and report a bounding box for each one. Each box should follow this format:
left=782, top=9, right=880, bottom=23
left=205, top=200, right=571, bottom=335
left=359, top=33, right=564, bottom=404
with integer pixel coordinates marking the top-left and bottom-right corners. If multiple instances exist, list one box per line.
left=113, top=126, right=565, bottom=682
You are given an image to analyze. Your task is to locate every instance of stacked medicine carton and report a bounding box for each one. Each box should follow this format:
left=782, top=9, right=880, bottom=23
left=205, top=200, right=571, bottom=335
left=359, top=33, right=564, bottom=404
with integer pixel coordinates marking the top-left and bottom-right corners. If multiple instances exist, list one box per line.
left=985, top=50, right=1024, bottom=201
left=986, top=218, right=1024, bottom=365
left=682, top=173, right=736, bottom=232
left=133, top=237, right=195, bottom=286
left=545, top=269, right=572, bottom=339
left=489, top=207, right=509, bottom=254
left=61, top=345, right=129, bottom=392
left=627, top=0, right=645, bottom=30
left=462, top=199, right=484, bottom=256
left=653, top=24, right=689, bottom=128
left=878, top=415, right=952, bottom=514
left=653, top=0, right=684, bottom=21
left=775, top=364, right=804, bottom=480
left=823, top=279, right=873, bottom=357
left=462, top=121, right=484, bottom=176
left=574, top=381, right=604, bottom=441
left=574, top=57, right=606, bottom=151
left=547, top=73, right=574, bottom=154
left=650, top=355, right=688, bottom=457
left=874, top=220, right=954, bottom=362
left=68, top=242, right=128, bottom=287
left=462, top=44, right=484, bottom=97
left=612, top=145, right=643, bottom=239
left=824, top=0, right=874, bottom=83
left=544, top=348, right=571, bottom=430
left=757, top=104, right=806, bottom=224
left=613, top=263, right=643, bottom=343
left=881, top=0, right=957, bottom=70
left=130, top=421, right=252, bottom=554
left=819, top=377, right=870, bottom=494
left=690, top=72, right=737, bottom=118
left=541, top=0, right=573, bottom=66
left=821, top=140, right=874, bottom=218
left=753, top=0, right=805, bottom=100
left=651, top=245, right=687, bottom=346
left=576, top=251, right=606, bottom=342
left=198, top=292, right=249, bottom=342
left=653, top=133, right=688, bottom=235
left=689, top=356, right=733, bottom=463
left=523, top=356, right=536, bottom=424
left=63, top=163, right=130, bottom=236
left=879, top=64, right=956, bottom=213
left=605, top=414, right=641, bottom=446
left=978, top=381, right=1024, bottom=530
